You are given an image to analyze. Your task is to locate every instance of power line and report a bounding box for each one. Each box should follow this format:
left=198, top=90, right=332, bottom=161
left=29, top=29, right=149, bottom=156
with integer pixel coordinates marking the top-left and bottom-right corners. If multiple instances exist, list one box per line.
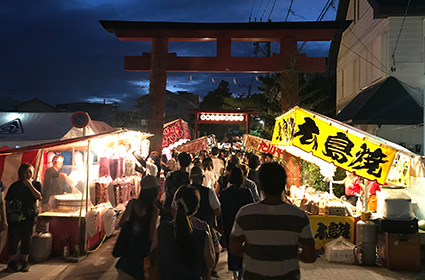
left=341, top=42, right=396, bottom=79
left=346, top=25, right=387, bottom=73
left=391, top=0, right=411, bottom=70
left=261, top=0, right=272, bottom=21
left=249, top=0, right=256, bottom=21
left=284, top=0, right=295, bottom=21
left=341, top=42, right=422, bottom=105
left=289, top=10, right=309, bottom=21
left=298, top=0, right=333, bottom=52
left=267, top=0, right=278, bottom=20
left=255, top=0, right=264, bottom=21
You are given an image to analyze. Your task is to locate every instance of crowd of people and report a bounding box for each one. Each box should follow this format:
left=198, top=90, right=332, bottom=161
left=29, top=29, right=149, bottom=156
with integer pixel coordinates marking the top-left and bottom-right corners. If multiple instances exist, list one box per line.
left=0, top=146, right=319, bottom=279
left=115, top=147, right=317, bottom=280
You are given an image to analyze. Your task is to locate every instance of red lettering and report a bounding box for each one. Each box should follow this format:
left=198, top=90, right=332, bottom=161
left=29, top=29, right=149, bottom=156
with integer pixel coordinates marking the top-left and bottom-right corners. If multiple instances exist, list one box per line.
left=258, top=141, right=269, bottom=153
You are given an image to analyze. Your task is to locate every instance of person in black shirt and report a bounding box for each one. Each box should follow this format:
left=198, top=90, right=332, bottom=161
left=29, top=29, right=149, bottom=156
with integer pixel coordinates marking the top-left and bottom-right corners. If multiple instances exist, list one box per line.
left=161, top=152, right=191, bottom=222
left=0, top=181, right=7, bottom=249
left=5, top=163, right=42, bottom=273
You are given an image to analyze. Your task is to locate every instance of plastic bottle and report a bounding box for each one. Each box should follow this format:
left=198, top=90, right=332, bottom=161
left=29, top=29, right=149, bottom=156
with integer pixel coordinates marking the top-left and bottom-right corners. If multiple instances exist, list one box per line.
left=356, top=197, right=362, bottom=215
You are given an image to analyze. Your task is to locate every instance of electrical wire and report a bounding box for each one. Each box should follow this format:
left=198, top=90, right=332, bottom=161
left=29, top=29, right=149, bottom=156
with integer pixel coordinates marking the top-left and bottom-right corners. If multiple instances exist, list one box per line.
left=261, top=0, right=272, bottom=21
left=341, top=43, right=392, bottom=77
left=347, top=24, right=387, bottom=73
left=267, top=0, right=278, bottom=20
left=249, top=0, right=256, bottom=21
left=284, top=0, right=295, bottom=21
left=391, top=0, right=411, bottom=67
left=340, top=42, right=417, bottom=89
left=255, top=0, right=264, bottom=21
left=298, top=0, right=333, bottom=52
left=87, top=234, right=107, bottom=253
left=290, top=10, right=309, bottom=21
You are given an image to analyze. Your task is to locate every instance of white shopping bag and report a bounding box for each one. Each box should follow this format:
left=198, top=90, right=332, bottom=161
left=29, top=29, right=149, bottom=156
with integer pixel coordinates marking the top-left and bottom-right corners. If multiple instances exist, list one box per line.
left=324, top=236, right=356, bottom=264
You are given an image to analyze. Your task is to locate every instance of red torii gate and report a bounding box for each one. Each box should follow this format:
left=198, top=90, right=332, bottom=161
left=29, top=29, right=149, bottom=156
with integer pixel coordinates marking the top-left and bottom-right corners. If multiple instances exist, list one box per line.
left=100, top=20, right=349, bottom=154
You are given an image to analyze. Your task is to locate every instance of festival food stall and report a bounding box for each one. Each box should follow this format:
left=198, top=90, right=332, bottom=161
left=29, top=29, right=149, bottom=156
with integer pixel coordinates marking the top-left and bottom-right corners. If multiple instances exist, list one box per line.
left=264, top=106, right=425, bottom=252
left=0, top=130, right=152, bottom=258
left=242, top=133, right=356, bottom=249
left=269, top=107, right=425, bottom=268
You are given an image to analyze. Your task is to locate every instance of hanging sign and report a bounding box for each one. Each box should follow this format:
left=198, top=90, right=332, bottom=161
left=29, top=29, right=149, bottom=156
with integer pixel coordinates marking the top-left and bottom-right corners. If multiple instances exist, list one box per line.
left=242, top=134, right=286, bottom=161
left=175, top=135, right=216, bottom=154
left=272, top=107, right=397, bottom=185
left=162, top=119, right=191, bottom=149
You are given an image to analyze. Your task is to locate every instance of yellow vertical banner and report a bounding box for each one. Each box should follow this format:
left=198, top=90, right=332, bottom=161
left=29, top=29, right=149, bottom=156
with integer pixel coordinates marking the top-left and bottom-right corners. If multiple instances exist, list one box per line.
left=272, top=108, right=296, bottom=147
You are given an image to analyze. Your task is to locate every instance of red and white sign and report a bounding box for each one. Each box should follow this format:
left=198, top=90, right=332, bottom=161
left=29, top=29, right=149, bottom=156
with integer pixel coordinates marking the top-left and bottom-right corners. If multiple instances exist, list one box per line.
left=175, top=136, right=210, bottom=154
left=243, top=134, right=286, bottom=160
left=162, top=119, right=191, bottom=149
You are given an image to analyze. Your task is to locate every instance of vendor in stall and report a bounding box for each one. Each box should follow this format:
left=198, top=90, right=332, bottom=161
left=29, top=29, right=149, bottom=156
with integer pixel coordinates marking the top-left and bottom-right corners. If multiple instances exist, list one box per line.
left=366, top=180, right=381, bottom=212
left=332, top=171, right=364, bottom=206
left=42, top=155, right=72, bottom=210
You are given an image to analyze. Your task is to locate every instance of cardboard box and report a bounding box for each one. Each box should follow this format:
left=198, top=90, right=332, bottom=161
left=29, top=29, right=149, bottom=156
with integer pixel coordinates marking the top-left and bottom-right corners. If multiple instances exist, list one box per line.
left=377, top=232, right=421, bottom=271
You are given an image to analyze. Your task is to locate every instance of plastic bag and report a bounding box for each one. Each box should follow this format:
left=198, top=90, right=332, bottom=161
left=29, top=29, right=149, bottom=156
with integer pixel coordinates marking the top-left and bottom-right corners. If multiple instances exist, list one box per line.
left=324, top=236, right=356, bottom=264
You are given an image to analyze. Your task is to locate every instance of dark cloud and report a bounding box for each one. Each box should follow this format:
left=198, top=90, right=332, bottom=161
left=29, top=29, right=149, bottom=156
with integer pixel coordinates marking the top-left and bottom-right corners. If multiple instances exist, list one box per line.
left=0, top=0, right=336, bottom=110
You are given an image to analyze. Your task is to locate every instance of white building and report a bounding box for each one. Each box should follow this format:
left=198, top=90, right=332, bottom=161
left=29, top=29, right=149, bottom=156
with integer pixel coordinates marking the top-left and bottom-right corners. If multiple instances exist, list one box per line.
left=336, top=0, right=425, bottom=155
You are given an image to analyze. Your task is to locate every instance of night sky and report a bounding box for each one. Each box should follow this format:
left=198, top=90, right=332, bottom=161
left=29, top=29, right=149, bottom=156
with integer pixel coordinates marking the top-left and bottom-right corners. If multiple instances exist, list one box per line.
left=0, top=0, right=338, bottom=110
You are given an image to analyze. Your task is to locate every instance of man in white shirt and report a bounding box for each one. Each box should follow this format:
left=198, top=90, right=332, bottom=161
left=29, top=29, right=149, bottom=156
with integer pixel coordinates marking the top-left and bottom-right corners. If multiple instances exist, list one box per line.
left=211, top=147, right=224, bottom=178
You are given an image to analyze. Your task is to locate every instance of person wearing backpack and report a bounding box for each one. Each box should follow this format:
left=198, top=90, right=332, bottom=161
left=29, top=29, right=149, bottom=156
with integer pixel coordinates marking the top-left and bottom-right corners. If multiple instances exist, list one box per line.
left=5, top=163, right=42, bottom=273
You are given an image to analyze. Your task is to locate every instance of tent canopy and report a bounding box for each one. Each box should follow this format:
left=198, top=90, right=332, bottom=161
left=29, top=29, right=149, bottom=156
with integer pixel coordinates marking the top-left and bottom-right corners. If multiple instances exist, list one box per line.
left=0, top=130, right=152, bottom=189
left=336, top=77, right=423, bottom=125
left=0, top=112, right=115, bottom=148
left=272, top=107, right=424, bottom=186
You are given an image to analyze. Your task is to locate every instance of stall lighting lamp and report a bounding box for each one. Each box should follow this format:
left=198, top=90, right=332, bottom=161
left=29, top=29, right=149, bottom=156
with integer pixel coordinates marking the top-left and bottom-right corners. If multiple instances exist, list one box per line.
left=199, top=113, right=245, bottom=122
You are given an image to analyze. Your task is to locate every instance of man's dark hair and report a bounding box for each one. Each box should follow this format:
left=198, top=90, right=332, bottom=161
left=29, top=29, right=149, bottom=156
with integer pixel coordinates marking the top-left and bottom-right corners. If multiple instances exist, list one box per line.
left=226, top=155, right=240, bottom=172
left=248, top=154, right=261, bottom=170
left=211, top=146, right=219, bottom=156
left=228, top=166, right=244, bottom=185
left=265, top=153, right=273, bottom=160
left=177, top=152, right=192, bottom=168
left=258, top=162, right=287, bottom=195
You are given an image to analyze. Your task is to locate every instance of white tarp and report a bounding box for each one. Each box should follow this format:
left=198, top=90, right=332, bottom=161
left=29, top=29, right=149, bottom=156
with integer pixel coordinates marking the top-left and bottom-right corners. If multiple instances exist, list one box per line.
left=0, top=112, right=115, bottom=148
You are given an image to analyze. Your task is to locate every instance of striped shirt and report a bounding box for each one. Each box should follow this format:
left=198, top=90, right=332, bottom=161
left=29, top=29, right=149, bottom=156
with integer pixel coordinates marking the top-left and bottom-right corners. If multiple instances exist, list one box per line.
left=231, top=202, right=314, bottom=280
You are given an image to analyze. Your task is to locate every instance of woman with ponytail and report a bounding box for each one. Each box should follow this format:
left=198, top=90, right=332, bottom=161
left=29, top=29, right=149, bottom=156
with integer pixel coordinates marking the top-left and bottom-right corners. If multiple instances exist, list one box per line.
left=150, top=185, right=214, bottom=280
